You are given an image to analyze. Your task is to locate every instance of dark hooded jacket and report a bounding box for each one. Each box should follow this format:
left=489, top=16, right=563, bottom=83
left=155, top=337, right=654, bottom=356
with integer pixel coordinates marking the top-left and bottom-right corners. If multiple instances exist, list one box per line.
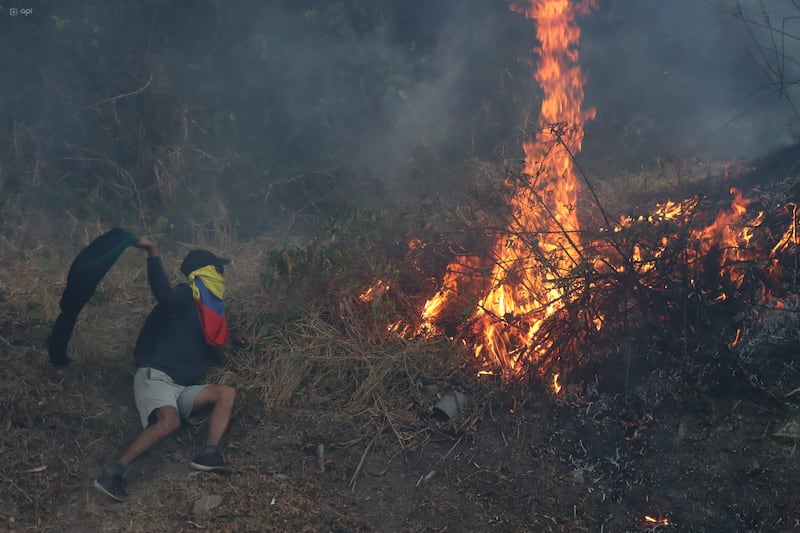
left=133, top=257, right=218, bottom=385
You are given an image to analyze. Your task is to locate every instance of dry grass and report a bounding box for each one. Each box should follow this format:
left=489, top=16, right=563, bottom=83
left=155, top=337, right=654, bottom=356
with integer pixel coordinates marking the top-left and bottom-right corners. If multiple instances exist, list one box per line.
left=0, top=224, right=469, bottom=532
left=587, top=157, right=742, bottom=219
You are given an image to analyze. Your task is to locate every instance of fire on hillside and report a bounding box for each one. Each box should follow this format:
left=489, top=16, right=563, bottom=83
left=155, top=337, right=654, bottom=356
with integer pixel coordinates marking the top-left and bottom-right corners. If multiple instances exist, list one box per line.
left=360, top=0, right=800, bottom=392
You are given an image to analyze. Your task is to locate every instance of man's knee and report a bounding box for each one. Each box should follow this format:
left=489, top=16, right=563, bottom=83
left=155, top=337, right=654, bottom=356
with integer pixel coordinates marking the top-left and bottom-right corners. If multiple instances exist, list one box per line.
left=152, top=407, right=181, bottom=434
left=218, top=385, right=236, bottom=407
left=192, top=385, right=236, bottom=413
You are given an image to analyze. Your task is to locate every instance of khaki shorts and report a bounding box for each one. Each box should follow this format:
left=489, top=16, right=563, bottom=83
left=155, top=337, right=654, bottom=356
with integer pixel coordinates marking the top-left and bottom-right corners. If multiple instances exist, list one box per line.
left=133, top=367, right=209, bottom=429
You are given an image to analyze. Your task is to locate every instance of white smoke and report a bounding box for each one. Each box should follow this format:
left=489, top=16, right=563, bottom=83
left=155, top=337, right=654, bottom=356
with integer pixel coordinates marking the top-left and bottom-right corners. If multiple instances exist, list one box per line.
left=581, top=0, right=800, bottom=163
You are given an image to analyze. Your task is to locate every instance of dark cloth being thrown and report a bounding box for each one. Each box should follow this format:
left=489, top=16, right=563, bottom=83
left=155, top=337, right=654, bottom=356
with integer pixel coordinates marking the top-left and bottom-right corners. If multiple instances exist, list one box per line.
left=48, top=227, right=139, bottom=367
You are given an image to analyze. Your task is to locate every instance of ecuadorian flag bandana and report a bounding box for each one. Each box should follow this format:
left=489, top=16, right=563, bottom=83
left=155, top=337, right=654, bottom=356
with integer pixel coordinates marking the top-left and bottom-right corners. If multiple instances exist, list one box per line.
left=188, top=265, right=229, bottom=346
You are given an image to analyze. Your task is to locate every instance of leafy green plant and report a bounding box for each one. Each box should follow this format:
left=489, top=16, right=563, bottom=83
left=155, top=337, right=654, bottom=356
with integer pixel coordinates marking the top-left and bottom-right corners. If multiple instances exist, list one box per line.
left=265, top=205, right=408, bottom=304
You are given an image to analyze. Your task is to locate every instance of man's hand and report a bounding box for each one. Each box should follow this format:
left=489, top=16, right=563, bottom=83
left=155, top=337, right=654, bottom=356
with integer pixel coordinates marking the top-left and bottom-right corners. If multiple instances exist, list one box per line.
left=136, top=237, right=159, bottom=257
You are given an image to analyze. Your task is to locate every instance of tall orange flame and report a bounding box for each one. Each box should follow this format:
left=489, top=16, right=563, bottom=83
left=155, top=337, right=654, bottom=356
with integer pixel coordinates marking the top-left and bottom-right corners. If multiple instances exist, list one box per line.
left=420, top=0, right=596, bottom=379
left=400, top=0, right=798, bottom=382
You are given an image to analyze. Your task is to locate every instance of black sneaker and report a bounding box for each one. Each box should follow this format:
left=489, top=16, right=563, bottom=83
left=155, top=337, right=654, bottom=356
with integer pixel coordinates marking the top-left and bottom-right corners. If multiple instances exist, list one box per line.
left=92, top=469, right=127, bottom=502
left=189, top=451, right=233, bottom=474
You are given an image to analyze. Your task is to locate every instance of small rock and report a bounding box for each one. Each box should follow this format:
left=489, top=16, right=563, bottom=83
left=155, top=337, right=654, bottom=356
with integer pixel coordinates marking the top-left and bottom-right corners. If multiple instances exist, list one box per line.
left=191, top=494, right=223, bottom=515
left=773, top=419, right=800, bottom=439
left=745, top=459, right=761, bottom=476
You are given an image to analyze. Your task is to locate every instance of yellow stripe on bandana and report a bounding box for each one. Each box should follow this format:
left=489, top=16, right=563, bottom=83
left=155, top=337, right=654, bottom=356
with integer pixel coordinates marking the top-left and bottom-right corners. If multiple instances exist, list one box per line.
left=188, top=265, right=225, bottom=300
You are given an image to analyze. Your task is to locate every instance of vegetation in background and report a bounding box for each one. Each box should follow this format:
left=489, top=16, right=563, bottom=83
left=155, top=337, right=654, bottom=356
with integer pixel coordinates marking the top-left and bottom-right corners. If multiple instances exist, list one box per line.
left=0, top=0, right=535, bottom=246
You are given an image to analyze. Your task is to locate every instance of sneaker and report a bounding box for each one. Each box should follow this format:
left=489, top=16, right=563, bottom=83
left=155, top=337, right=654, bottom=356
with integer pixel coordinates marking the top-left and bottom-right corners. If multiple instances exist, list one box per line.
left=92, top=469, right=127, bottom=502
left=189, top=450, right=233, bottom=474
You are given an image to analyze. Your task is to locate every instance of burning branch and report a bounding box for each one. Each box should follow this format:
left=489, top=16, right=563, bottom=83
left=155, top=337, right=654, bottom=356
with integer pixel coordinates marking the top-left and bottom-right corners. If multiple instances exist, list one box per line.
left=365, top=0, right=800, bottom=395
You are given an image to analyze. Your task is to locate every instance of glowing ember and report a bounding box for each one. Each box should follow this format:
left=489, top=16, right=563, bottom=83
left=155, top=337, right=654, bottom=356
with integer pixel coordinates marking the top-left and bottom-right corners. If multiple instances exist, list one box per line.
left=771, top=203, right=799, bottom=255
left=552, top=373, right=561, bottom=393
left=731, top=328, right=742, bottom=347
left=359, top=279, right=390, bottom=303
left=644, top=514, right=670, bottom=528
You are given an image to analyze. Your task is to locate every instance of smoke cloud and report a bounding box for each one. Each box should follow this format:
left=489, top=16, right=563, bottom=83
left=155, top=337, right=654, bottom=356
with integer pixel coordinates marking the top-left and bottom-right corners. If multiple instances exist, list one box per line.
left=3, top=0, right=800, bottom=240
left=580, top=0, right=800, bottom=165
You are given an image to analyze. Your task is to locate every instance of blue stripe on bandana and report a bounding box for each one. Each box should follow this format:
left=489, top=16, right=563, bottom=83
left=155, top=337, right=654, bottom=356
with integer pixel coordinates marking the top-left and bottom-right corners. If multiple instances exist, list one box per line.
left=195, top=277, right=225, bottom=316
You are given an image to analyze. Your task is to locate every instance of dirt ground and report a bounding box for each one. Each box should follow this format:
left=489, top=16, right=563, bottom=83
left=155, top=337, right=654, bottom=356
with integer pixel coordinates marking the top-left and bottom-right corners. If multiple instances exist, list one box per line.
left=3, top=338, right=799, bottom=532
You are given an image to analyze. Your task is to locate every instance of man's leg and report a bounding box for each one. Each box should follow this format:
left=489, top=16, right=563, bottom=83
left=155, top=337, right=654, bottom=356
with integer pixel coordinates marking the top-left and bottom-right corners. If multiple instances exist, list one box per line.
left=186, top=384, right=236, bottom=473
left=93, top=406, right=180, bottom=501
left=118, top=406, right=181, bottom=466
left=190, top=384, right=236, bottom=446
